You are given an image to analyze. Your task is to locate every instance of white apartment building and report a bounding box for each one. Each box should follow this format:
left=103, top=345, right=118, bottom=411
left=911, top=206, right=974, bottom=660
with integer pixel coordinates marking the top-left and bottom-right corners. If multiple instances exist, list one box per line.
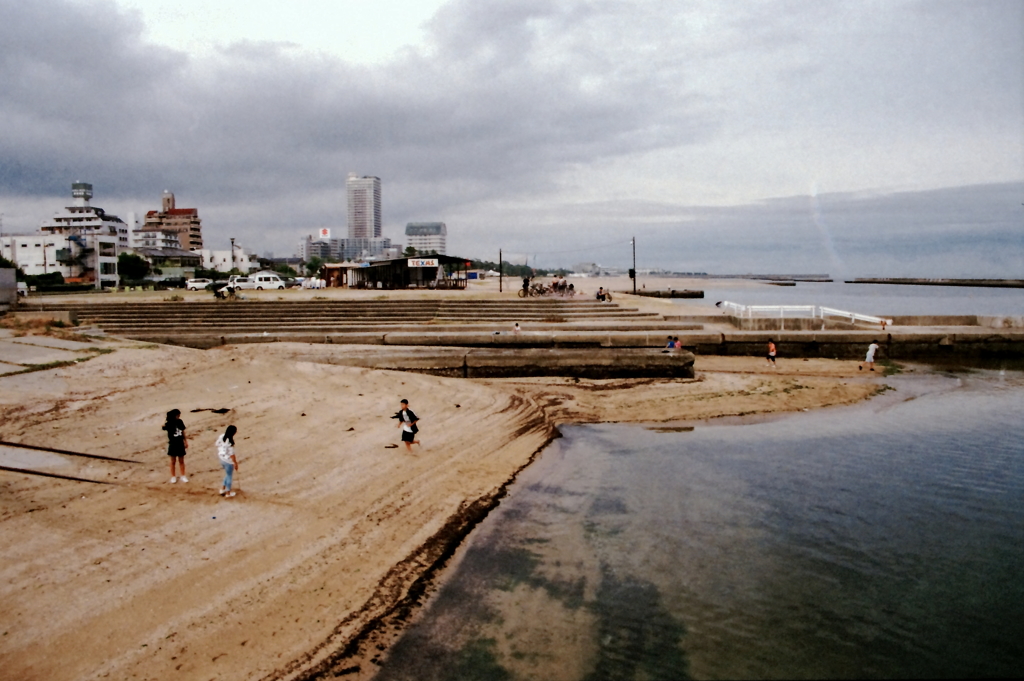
left=347, top=173, right=382, bottom=239
left=133, top=228, right=182, bottom=249
left=198, top=244, right=260, bottom=273
left=405, top=222, right=447, bottom=255
left=0, top=182, right=128, bottom=289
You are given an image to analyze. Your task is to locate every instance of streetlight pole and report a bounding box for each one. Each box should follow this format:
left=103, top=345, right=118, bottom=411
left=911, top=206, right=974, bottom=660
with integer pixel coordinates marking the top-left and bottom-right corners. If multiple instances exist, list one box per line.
left=230, top=237, right=235, bottom=273
left=499, top=248, right=503, bottom=293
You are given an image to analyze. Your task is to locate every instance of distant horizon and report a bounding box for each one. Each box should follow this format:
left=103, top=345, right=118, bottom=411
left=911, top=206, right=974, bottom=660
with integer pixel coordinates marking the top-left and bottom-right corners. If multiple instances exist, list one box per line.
left=3, top=180, right=1021, bottom=280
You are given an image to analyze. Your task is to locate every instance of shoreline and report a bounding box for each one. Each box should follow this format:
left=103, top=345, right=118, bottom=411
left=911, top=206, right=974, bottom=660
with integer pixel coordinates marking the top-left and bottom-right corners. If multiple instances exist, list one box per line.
left=0, top=331, right=886, bottom=680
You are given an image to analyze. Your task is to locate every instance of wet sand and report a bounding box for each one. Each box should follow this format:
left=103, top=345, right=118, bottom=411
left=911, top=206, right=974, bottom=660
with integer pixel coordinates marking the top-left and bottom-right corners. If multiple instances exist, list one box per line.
left=0, top=331, right=877, bottom=680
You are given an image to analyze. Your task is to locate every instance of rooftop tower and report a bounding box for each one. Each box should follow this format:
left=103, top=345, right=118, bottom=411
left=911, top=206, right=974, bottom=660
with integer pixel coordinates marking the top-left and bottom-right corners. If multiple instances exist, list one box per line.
left=71, top=182, right=93, bottom=207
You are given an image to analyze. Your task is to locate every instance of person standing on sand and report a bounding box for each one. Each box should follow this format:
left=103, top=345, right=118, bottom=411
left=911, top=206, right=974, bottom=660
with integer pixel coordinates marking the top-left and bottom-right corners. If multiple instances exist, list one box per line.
left=163, top=409, right=188, bottom=483
left=395, top=399, right=421, bottom=451
left=860, top=340, right=880, bottom=371
left=216, top=425, right=240, bottom=497
left=767, top=339, right=777, bottom=368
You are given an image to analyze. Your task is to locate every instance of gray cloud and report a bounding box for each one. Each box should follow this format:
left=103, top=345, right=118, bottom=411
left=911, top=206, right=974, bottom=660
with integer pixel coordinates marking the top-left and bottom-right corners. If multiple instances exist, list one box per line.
left=0, top=0, right=1021, bottom=276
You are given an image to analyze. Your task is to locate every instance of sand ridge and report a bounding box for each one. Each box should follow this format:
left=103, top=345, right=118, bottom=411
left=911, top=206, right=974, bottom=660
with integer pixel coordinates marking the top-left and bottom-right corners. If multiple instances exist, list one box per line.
left=0, top=339, right=879, bottom=680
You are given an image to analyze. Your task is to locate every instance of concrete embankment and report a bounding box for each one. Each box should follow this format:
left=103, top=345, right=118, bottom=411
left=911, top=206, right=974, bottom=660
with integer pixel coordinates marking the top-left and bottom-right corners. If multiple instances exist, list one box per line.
left=227, top=346, right=696, bottom=379
left=693, top=329, right=1024, bottom=362
left=16, top=298, right=1024, bottom=369
left=169, top=328, right=1024, bottom=378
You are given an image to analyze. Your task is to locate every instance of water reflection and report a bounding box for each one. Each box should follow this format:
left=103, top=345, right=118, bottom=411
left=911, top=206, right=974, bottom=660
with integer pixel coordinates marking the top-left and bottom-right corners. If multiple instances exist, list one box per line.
left=376, top=372, right=1024, bottom=680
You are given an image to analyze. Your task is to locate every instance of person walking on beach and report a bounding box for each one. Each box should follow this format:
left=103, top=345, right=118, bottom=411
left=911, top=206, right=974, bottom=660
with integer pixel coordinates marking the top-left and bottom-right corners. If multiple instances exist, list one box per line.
left=162, top=409, right=188, bottom=483
left=395, top=399, right=421, bottom=451
left=216, top=425, right=240, bottom=497
left=860, top=340, right=880, bottom=371
left=767, top=338, right=777, bottom=368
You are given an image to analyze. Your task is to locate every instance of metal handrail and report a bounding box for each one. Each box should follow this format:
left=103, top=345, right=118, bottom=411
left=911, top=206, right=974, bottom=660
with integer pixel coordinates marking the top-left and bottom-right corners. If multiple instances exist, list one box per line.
left=719, top=301, right=892, bottom=326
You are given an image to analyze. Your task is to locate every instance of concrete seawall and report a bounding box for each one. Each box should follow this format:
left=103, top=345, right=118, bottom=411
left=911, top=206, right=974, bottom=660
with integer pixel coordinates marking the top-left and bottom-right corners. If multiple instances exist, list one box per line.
left=235, top=346, right=697, bottom=379
left=132, top=328, right=1024, bottom=368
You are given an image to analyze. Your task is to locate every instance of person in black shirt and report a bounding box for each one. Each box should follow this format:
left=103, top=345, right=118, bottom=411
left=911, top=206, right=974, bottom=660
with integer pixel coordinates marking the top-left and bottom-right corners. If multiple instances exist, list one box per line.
left=162, top=409, right=188, bottom=483
left=394, top=399, right=421, bottom=451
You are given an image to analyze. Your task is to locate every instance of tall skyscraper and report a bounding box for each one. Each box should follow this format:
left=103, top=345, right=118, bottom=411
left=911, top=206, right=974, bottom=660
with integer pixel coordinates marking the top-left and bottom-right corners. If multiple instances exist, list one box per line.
left=347, top=173, right=382, bottom=239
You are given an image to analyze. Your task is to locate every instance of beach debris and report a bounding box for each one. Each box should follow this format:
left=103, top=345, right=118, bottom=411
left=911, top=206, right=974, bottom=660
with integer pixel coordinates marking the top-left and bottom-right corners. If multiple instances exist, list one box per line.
left=190, top=408, right=231, bottom=414
left=384, top=444, right=398, bottom=449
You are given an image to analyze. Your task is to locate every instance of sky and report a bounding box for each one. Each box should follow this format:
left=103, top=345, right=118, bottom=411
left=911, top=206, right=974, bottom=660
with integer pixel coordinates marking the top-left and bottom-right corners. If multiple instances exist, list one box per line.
left=1, top=0, right=1022, bottom=277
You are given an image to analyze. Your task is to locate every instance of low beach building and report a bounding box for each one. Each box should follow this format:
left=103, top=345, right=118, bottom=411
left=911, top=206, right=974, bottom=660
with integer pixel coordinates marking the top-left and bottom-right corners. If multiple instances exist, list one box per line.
left=323, top=255, right=469, bottom=289
left=132, top=247, right=202, bottom=281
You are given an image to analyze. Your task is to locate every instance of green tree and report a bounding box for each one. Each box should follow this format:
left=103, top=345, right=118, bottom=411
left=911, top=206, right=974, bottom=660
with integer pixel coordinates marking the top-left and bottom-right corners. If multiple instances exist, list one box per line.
left=305, top=256, right=324, bottom=275
left=117, top=252, right=151, bottom=281
left=0, top=255, right=25, bottom=280
left=402, top=246, right=418, bottom=257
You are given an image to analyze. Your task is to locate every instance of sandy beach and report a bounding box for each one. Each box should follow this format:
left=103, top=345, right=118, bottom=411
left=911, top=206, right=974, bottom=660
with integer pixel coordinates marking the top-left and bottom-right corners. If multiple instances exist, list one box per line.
left=0, top=320, right=880, bottom=680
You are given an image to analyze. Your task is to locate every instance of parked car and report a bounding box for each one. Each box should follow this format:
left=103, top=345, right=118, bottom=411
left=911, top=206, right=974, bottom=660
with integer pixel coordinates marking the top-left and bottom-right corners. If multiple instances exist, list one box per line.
left=186, top=278, right=213, bottom=291
left=227, top=272, right=286, bottom=290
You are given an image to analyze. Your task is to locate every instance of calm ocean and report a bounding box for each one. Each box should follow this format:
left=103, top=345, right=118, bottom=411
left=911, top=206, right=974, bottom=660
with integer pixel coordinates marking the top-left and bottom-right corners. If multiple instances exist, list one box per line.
left=678, top=281, right=1024, bottom=317
left=375, top=371, right=1024, bottom=680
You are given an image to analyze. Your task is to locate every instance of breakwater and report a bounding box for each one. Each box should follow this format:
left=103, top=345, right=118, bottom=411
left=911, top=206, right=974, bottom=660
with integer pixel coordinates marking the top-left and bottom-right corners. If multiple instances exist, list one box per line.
left=848, top=277, right=1024, bottom=288
left=632, top=289, right=705, bottom=298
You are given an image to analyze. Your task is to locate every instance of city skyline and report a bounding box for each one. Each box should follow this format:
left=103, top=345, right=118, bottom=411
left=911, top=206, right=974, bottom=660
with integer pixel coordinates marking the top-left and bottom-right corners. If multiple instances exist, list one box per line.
left=1, top=0, right=1021, bottom=277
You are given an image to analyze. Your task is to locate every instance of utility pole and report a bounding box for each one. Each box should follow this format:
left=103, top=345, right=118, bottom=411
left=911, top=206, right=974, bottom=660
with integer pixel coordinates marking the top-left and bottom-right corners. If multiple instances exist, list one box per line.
left=230, top=237, right=235, bottom=273
left=499, top=248, right=503, bottom=293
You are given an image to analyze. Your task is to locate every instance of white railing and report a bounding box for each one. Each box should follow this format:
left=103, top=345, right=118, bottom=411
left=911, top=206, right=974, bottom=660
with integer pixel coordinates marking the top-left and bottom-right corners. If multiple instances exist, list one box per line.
left=718, top=301, right=892, bottom=327
left=819, top=306, right=892, bottom=326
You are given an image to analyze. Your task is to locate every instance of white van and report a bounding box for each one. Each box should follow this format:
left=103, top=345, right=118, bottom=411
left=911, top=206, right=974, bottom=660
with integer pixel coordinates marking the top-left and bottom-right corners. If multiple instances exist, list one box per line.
left=228, top=272, right=285, bottom=290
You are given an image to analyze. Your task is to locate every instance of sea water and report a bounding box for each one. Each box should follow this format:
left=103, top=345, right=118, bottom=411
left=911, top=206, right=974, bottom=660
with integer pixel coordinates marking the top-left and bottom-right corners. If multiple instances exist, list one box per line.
left=375, top=372, right=1024, bottom=680
left=682, top=281, right=1024, bottom=317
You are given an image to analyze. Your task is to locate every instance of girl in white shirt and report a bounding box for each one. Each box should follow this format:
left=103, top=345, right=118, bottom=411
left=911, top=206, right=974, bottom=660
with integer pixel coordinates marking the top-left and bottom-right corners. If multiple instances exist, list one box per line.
left=216, top=425, right=240, bottom=497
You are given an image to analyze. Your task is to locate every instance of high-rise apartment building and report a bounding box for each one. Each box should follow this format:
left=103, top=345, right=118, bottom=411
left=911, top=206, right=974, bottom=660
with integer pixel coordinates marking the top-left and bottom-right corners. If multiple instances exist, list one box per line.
left=346, top=173, right=381, bottom=239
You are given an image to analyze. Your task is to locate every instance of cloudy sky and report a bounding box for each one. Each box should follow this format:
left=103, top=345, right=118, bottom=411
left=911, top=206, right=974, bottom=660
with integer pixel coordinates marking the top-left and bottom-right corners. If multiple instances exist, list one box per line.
left=1, top=0, right=1021, bottom=277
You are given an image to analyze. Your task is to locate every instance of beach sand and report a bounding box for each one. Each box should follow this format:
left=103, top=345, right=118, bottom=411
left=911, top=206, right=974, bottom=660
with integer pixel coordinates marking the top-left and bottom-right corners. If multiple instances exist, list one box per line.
left=0, top=336, right=878, bottom=680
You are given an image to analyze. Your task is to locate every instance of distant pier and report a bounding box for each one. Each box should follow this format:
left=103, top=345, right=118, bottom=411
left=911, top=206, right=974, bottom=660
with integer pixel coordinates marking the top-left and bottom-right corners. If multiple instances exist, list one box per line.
left=847, top=278, right=1024, bottom=289
left=632, top=289, right=705, bottom=299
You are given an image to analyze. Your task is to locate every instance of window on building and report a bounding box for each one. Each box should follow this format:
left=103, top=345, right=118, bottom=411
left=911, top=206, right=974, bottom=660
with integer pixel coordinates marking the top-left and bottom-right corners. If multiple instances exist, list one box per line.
left=100, top=262, right=117, bottom=274
left=99, top=242, right=116, bottom=257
